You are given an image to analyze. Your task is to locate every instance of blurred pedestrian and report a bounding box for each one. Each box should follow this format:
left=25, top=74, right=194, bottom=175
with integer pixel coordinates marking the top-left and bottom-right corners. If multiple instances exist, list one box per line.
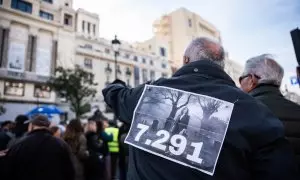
left=2, top=115, right=75, bottom=180
left=240, top=54, right=300, bottom=170
left=8, top=115, right=29, bottom=147
left=103, top=37, right=299, bottom=180
left=118, top=123, right=130, bottom=180
left=0, top=121, right=14, bottom=151
left=85, top=120, right=105, bottom=180
left=64, top=119, right=88, bottom=180
left=97, top=120, right=113, bottom=180
left=105, top=122, right=120, bottom=180
left=50, top=126, right=62, bottom=138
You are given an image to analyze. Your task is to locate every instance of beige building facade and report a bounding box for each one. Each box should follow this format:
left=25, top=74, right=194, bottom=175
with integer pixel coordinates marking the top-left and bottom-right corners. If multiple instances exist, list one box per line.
left=151, top=7, right=221, bottom=69
left=0, top=0, right=77, bottom=120
left=0, top=0, right=171, bottom=120
left=138, top=7, right=243, bottom=85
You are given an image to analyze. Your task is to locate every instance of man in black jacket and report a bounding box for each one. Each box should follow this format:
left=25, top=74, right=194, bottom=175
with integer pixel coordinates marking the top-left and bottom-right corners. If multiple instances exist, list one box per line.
left=103, top=37, right=299, bottom=180
left=2, top=115, right=75, bottom=180
left=240, top=54, right=300, bottom=170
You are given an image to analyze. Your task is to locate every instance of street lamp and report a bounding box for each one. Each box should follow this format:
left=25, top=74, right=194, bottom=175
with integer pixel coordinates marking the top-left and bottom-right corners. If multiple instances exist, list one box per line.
left=111, top=35, right=121, bottom=80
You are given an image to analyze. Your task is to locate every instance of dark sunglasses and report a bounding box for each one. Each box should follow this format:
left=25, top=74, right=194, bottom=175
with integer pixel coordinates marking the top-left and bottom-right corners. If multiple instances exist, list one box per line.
left=239, top=74, right=261, bottom=83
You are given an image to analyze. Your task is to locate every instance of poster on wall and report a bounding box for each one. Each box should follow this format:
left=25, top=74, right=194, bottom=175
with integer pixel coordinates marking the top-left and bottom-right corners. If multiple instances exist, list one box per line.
left=7, top=42, right=26, bottom=72
left=36, top=48, right=51, bottom=76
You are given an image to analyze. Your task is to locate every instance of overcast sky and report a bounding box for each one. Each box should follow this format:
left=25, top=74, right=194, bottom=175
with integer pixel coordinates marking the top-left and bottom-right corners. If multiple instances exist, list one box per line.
left=74, top=0, right=300, bottom=76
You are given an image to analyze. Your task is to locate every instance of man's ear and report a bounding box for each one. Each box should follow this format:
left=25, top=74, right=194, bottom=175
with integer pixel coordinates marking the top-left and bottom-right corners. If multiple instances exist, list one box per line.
left=183, top=56, right=190, bottom=65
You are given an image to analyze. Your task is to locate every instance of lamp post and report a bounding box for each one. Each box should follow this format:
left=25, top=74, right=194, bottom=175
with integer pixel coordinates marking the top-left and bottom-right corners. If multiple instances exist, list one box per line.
left=111, top=35, right=121, bottom=80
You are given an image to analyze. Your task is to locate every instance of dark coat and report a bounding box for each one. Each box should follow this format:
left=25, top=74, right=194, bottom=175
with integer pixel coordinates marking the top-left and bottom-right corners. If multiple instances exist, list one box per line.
left=85, top=132, right=105, bottom=180
left=2, top=128, right=75, bottom=180
left=250, top=84, right=300, bottom=169
left=103, top=60, right=299, bottom=180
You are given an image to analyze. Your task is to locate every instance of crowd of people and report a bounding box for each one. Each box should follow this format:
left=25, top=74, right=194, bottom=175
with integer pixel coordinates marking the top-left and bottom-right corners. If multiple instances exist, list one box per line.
left=1, top=36, right=300, bottom=180
left=0, top=114, right=130, bottom=180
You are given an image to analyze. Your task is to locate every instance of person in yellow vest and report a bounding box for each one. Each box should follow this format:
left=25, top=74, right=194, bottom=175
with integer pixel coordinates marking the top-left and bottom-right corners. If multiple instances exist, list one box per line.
left=105, top=122, right=119, bottom=180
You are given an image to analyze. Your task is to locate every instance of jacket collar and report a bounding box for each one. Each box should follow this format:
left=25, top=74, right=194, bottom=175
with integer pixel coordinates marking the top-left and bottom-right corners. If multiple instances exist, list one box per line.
left=28, top=128, right=51, bottom=136
left=173, top=59, right=235, bottom=86
left=249, top=83, right=282, bottom=98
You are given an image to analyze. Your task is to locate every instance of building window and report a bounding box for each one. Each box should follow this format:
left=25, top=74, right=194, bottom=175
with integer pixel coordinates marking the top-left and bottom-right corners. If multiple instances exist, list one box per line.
left=84, top=44, right=93, bottom=49
left=117, top=65, right=122, bottom=74
left=125, top=54, right=130, bottom=59
left=34, top=84, right=51, bottom=98
left=84, top=58, right=93, bottom=69
left=87, top=23, right=91, bottom=34
left=149, top=45, right=152, bottom=50
left=133, top=56, right=138, bottom=62
left=82, top=21, right=85, bottom=32
left=160, top=47, right=166, bottom=57
left=105, top=48, right=110, bottom=54
left=0, top=0, right=2, bottom=5
left=150, top=70, right=155, bottom=81
left=142, top=58, right=146, bottom=64
left=64, top=14, right=72, bottom=26
left=93, top=24, right=96, bottom=35
left=4, top=81, right=25, bottom=96
left=162, top=73, right=168, bottom=78
left=150, top=60, right=153, bottom=65
left=11, top=0, right=32, bottom=14
left=65, top=3, right=69, bottom=6
left=42, top=0, right=53, bottom=3
left=188, top=18, right=192, bottom=27
left=162, top=63, right=167, bottom=69
left=142, top=69, right=148, bottom=83
left=39, top=11, right=54, bottom=21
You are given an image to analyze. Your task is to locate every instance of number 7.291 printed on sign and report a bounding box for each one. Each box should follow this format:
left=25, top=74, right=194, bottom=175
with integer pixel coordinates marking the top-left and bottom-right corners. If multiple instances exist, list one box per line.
left=125, top=85, right=234, bottom=176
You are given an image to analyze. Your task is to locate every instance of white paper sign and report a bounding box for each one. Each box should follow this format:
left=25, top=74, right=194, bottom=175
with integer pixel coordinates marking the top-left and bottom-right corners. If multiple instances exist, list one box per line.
left=7, top=42, right=26, bottom=72
left=36, top=48, right=51, bottom=76
left=125, top=85, right=234, bottom=176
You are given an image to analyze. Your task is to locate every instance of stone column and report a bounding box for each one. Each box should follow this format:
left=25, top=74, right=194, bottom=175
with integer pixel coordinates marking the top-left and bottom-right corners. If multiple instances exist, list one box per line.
left=31, top=36, right=37, bottom=71
left=0, top=27, right=3, bottom=67
left=51, top=40, right=58, bottom=75
left=25, top=35, right=37, bottom=71
left=25, top=35, right=32, bottom=71
left=1, top=29, right=9, bottom=68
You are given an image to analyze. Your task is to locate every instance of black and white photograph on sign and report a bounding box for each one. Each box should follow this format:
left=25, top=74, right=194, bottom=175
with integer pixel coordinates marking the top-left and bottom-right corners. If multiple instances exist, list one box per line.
left=125, top=85, right=234, bottom=176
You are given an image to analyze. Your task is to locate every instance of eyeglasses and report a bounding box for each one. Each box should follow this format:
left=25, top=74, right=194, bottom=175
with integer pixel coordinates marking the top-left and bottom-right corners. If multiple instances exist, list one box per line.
left=239, top=74, right=261, bottom=83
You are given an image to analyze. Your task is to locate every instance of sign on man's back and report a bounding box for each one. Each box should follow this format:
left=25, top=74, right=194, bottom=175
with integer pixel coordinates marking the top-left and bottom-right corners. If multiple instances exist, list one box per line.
left=125, top=85, right=234, bottom=176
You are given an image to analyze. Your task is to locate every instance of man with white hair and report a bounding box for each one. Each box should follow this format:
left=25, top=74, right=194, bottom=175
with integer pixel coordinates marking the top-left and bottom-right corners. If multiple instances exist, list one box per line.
left=103, top=38, right=299, bottom=180
left=240, top=54, right=300, bottom=170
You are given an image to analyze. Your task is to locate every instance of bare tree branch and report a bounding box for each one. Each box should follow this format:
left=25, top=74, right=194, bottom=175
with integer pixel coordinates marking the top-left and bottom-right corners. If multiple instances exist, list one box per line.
left=177, top=94, right=192, bottom=109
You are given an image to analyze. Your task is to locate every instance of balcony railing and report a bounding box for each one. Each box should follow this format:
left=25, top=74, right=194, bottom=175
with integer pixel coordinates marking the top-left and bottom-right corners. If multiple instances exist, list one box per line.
left=0, top=68, right=51, bottom=83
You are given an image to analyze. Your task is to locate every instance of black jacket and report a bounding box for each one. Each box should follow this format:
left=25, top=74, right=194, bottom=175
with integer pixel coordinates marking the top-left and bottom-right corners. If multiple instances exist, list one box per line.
left=250, top=84, right=300, bottom=169
left=2, top=129, right=75, bottom=180
left=85, top=132, right=105, bottom=180
left=103, top=60, right=299, bottom=180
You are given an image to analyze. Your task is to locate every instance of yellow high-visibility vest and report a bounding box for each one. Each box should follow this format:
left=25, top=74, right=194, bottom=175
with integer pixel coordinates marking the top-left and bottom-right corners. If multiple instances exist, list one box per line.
left=105, top=127, right=119, bottom=153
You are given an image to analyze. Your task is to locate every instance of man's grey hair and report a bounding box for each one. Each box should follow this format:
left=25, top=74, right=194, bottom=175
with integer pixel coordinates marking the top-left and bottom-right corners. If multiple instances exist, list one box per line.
left=243, top=54, right=284, bottom=86
left=184, top=37, right=225, bottom=68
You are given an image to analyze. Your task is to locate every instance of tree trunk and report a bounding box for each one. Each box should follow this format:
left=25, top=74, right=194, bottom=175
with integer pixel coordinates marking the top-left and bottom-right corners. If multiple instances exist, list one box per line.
left=164, top=105, right=178, bottom=131
left=202, top=111, right=211, bottom=122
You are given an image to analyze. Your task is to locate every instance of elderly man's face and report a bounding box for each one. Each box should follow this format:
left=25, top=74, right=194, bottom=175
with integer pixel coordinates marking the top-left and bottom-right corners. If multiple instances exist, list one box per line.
left=239, top=74, right=260, bottom=93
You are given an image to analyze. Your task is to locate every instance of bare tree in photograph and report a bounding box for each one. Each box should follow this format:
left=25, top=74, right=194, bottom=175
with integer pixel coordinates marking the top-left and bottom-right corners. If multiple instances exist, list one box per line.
left=142, top=88, right=192, bottom=130
left=197, top=97, right=223, bottom=121
left=144, top=89, right=192, bottom=120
